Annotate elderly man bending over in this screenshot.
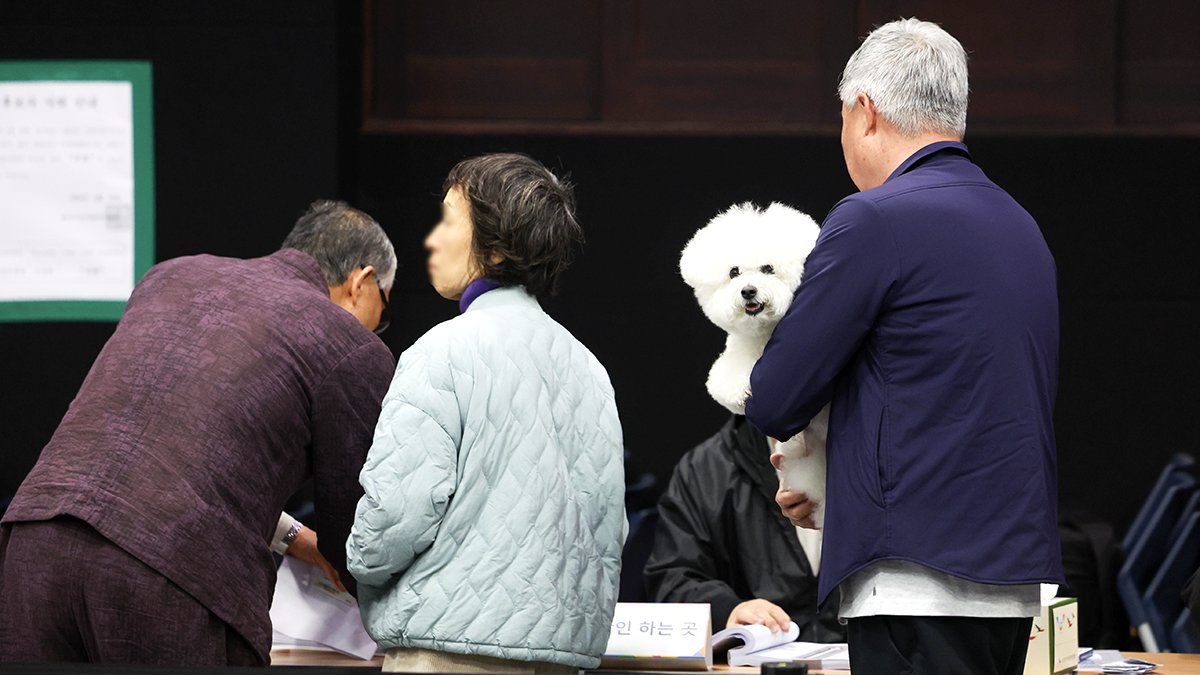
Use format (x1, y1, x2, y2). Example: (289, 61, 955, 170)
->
(0, 201, 396, 666)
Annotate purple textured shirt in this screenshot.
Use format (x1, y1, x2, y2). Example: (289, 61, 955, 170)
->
(3, 249, 395, 660)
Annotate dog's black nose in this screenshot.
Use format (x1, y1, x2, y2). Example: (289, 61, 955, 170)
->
(741, 285, 757, 300)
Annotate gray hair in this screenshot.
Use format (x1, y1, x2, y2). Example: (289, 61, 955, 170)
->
(280, 200, 397, 289)
(838, 18, 969, 138)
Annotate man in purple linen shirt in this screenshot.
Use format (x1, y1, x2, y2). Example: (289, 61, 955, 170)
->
(0, 200, 396, 666)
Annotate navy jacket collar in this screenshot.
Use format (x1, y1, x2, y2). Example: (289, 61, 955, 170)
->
(886, 140, 971, 183)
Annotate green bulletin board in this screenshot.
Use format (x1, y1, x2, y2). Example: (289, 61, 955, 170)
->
(0, 60, 154, 321)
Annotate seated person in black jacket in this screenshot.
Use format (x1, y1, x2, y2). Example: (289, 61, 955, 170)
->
(644, 415, 845, 641)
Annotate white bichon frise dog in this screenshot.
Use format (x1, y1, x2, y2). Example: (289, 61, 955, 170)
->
(679, 202, 830, 528)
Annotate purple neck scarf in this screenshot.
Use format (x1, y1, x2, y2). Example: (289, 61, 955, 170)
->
(459, 278, 502, 313)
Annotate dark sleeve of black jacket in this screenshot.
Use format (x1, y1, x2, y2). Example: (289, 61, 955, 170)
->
(643, 432, 745, 630)
(642, 417, 844, 642)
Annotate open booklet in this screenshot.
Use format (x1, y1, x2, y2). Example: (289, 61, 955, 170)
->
(711, 622, 850, 669)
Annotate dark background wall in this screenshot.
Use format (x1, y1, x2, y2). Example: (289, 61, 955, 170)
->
(0, 0, 348, 502)
(2, 1, 1199, 536)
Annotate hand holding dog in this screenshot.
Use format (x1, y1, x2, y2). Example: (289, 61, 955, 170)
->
(727, 598, 791, 633)
(773, 452, 820, 529)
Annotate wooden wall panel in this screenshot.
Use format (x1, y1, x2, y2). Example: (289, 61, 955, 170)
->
(858, 1, 1117, 132)
(1118, 0, 1200, 129)
(368, 0, 602, 121)
(600, 0, 853, 127)
(363, 0, 1199, 136)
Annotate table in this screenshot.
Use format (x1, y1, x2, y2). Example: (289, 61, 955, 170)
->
(1126, 653, 1200, 674)
(270, 649, 380, 667)
(270, 648, 1200, 673)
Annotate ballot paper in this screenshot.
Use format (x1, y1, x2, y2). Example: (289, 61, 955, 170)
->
(1076, 649, 1160, 673)
(269, 557, 379, 660)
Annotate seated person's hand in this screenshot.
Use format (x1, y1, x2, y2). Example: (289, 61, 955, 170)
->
(727, 598, 790, 633)
(774, 479, 818, 530)
(285, 526, 347, 593)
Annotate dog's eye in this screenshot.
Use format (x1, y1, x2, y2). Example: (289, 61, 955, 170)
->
(729, 266, 740, 278)
(760, 264, 774, 274)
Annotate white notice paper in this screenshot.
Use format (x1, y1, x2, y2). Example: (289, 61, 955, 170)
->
(601, 602, 713, 670)
(0, 81, 135, 301)
(269, 557, 379, 660)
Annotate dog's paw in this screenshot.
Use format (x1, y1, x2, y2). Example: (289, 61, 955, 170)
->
(728, 386, 751, 413)
(706, 379, 749, 415)
(718, 396, 746, 416)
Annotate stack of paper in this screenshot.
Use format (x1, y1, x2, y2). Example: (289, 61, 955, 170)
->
(730, 640, 851, 669)
(269, 557, 379, 660)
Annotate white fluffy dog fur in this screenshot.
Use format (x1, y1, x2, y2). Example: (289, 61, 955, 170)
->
(679, 202, 830, 528)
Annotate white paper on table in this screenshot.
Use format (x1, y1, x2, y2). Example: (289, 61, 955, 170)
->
(269, 557, 379, 660)
(1076, 649, 1160, 673)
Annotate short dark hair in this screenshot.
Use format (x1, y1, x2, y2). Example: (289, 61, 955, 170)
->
(281, 200, 396, 288)
(443, 153, 583, 297)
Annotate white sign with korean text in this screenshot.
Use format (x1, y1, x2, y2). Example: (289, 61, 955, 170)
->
(601, 602, 712, 671)
(0, 80, 135, 302)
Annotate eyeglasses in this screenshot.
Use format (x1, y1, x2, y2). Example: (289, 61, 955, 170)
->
(374, 281, 390, 335)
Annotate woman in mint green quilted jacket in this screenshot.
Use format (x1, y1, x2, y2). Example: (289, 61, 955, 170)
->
(347, 153, 627, 674)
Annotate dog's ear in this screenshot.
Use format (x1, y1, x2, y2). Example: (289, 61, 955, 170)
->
(760, 203, 821, 275)
(679, 221, 730, 289)
(678, 232, 707, 290)
(680, 203, 764, 288)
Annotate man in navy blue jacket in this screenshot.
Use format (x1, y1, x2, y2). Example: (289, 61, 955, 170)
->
(745, 18, 1064, 675)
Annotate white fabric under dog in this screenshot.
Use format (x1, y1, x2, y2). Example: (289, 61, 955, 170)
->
(795, 526, 822, 576)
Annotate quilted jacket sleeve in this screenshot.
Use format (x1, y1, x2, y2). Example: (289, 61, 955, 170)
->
(346, 344, 461, 588)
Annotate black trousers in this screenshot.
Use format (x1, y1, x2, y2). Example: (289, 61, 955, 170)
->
(847, 615, 1033, 675)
